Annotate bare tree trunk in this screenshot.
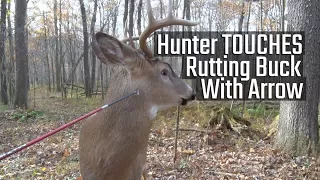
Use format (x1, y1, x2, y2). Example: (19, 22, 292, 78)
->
(123, 0, 129, 27)
(14, 0, 28, 108)
(185, 0, 191, 31)
(79, 0, 90, 97)
(182, 0, 195, 89)
(246, 0, 252, 31)
(275, 0, 320, 156)
(26, 28, 29, 91)
(90, 0, 98, 95)
(238, 0, 245, 32)
(216, 0, 222, 31)
(128, 0, 135, 36)
(7, 1, 14, 108)
(112, 5, 118, 36)
(238, 0, 246, 117)
(0, 0, 8, 104)
(50, 29, 55, 92)
(137, 0, 142, 35)
(100, 62, 104, 99)
(281, 0, 286, 31)
(260, 0, 263, 31)
(59, 0, 66, 97)
(66, 12, 74, 96)
(54, 0, 61, 91)
(43, 12, 51, 92)
(159, 0, 163, 31)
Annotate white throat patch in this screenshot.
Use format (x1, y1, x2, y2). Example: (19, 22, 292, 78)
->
(149, 106, 158, 120)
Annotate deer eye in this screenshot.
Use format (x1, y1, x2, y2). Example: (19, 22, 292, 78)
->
(161, 70, 169, 76)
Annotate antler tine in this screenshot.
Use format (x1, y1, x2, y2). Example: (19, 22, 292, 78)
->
(139, 0, 199, 58)
(146, 0, 155, 23)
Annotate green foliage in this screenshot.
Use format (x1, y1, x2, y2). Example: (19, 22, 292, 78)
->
(0, 104, 8, 111)
(12, 110, 44, 122)
(247, 104, 265, 117)
(179, 160, 188, 169)
(232, 102, 279, 120)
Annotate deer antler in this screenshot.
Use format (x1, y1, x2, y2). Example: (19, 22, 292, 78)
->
(139, 0, 199, 58)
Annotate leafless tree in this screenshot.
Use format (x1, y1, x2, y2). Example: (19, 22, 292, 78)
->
(276, 0, 320, 156)
(79, 0, 91, 97)
(0, 0, 8, 104)
(14, 0, 29, 108)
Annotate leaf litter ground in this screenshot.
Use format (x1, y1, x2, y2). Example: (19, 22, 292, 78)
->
(0, 89, 319, 179)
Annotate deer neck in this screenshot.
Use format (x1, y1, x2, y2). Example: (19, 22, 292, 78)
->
(102, 74, 156, 135)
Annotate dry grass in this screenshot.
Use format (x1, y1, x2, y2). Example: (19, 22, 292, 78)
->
(1, 88, 318, 179)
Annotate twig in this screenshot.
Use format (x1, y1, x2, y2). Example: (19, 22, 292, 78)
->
(231, 101, 279, 106)
(266, 108, 275, 121)
(178, 128, 216, 134)
(173, 106, 181, 164)
(241, 99, 246, 118)
(230, 100, 234, 110)
(204, 168, 239, 177)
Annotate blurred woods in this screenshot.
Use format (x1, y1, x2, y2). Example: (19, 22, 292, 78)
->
(0, 0, 283, 108)
(0, 0, 319, 156)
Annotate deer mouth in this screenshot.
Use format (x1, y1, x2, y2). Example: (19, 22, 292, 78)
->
(180, 94, 196, 105)
(181, 98, 188, 105)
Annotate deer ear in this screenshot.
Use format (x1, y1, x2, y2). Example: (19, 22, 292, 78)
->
(92, 32, 137, 66)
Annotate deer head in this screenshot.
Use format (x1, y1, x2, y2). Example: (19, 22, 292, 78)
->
(79, 0, 198, 179)
(92, 31, 195, 111)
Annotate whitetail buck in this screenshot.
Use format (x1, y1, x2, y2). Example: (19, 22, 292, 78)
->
(79, 0, 198, 179)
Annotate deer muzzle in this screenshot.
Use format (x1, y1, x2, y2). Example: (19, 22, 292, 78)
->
(181, 93, 196, 105)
